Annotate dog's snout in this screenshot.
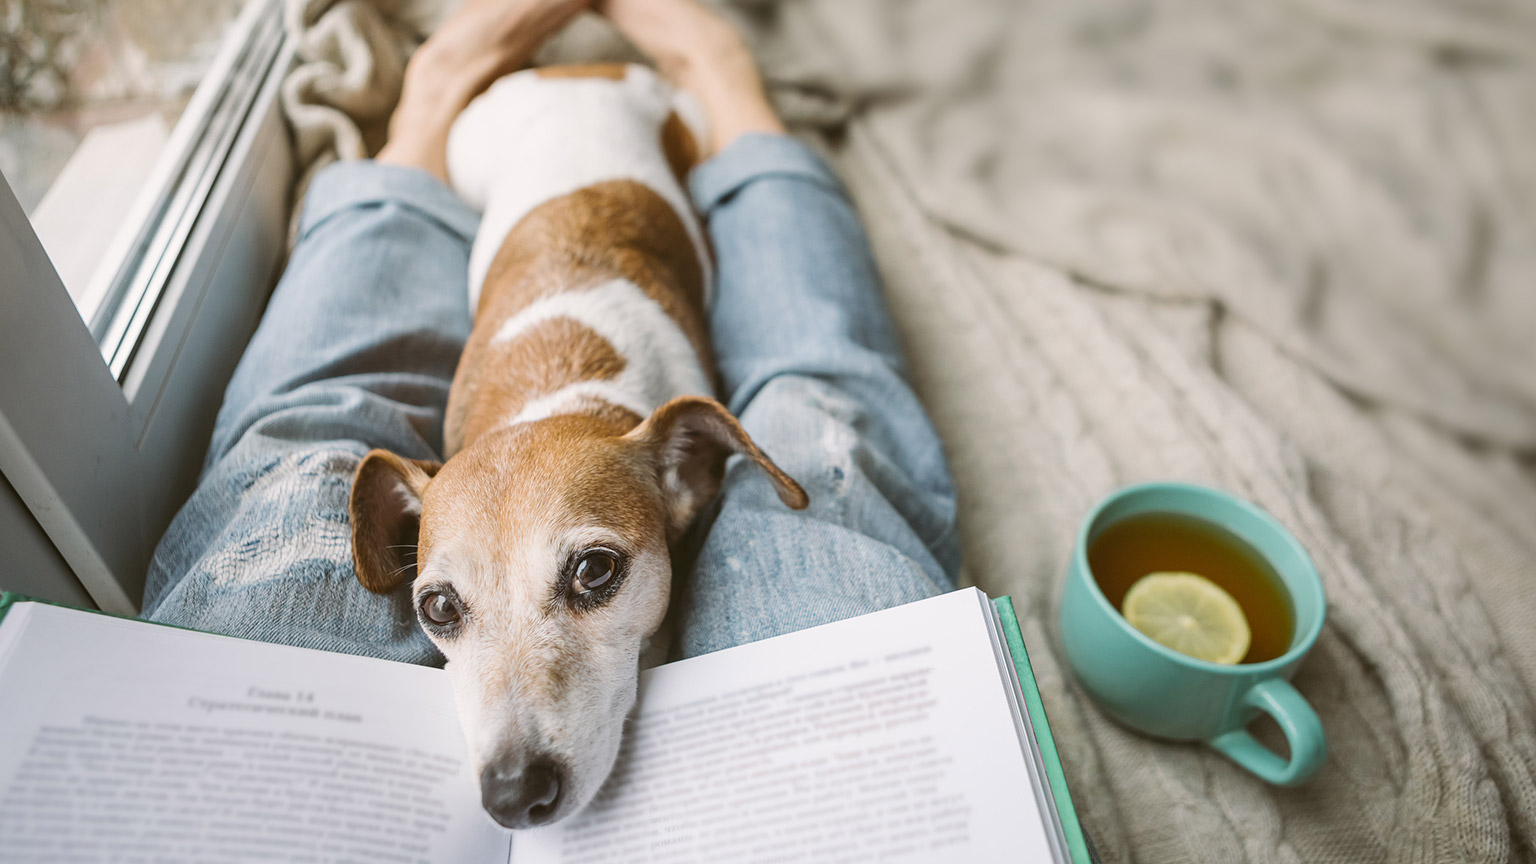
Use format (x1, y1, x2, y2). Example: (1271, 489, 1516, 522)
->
(480, 754, 565, 829)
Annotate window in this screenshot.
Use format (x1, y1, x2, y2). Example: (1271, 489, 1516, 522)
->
(0, 0, 293, 613)
(2, 0, 244, 323)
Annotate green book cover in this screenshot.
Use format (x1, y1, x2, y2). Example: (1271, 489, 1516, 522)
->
(0, 591, 33, 624)
(1, 591, 126, 629)
(992, 595, 1092, 864)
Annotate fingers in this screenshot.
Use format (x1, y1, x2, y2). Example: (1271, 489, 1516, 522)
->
(595, 0, 785, 155)
(414, 0, 594, 110)
(596, 0, 743, 83)
(379, 0, 594, 180)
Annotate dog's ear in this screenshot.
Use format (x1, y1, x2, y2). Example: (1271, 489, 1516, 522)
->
(350, 450, 441, 594)
(627, 396, 809, 540)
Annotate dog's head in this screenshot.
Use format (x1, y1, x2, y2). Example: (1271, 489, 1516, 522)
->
(349, 396, 806, 829)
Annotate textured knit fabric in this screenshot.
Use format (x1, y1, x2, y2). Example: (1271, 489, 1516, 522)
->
(275, 0, 1536, 860)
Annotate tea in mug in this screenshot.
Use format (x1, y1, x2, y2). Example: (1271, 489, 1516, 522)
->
(1087, 512, 1295, 664)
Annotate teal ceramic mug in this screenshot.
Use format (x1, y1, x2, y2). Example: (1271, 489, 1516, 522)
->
(1060, 482, 1327, 785)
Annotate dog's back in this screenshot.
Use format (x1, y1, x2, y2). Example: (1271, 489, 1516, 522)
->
(443, 64, 712, 455)
(352, 66, 807, 830)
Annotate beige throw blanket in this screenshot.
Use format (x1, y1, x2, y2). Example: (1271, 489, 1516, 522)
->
(280, 0, 1536, 860)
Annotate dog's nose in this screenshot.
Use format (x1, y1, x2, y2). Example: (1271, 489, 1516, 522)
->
(480, 754, 565, 829)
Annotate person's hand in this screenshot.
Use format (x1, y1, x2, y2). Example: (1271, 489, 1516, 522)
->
(596, 0, 785, 157)
(378, 0, 591, 181)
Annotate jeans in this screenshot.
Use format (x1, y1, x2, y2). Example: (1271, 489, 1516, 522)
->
(141, 134, 959, 663)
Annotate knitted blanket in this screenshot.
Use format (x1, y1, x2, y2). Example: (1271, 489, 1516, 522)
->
(278, 0, 1536, 860)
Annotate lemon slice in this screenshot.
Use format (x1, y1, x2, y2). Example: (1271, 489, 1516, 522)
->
(1122, 572, 1251, 665)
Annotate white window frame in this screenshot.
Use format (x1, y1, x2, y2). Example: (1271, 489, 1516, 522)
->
(0, 0, 295, 614)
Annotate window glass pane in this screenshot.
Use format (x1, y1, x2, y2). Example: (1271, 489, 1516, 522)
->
(0, 0, 248, 328)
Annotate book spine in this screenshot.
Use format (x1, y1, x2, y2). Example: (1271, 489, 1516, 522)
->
(993, 596, 1091, 864)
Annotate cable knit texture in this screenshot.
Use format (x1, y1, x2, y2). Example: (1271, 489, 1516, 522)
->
(278, 0, 1536, 860)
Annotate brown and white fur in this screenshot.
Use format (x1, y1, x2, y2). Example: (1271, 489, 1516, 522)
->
(347, 63, 807, 831)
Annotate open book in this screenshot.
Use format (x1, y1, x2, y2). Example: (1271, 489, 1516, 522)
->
(0, 588, 1088, 863)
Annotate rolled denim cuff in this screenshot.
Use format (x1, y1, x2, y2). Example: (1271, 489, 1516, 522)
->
(689, 133, 849, 215)
(297, 160, 480, 244)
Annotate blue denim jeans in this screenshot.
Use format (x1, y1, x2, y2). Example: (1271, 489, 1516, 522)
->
(142, 134, 959, 663)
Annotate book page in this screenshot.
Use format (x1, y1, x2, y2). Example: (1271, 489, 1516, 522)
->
(0, 604, 509, 864)
(513, 588, 1054, 863)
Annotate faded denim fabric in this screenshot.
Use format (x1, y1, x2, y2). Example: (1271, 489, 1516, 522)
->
(142, 134, 959, 663)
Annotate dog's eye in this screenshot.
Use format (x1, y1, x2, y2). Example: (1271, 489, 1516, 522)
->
(419, 591, 461, 626)
(573, 550, 618, 594)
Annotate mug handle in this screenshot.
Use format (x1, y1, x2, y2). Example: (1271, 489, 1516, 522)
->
(1208, 678, 1326, 785)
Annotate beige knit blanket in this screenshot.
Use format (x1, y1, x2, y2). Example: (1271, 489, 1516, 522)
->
(280, 0, 1536, 860)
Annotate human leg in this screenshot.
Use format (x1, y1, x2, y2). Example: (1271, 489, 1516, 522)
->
(142, 0, 591, 661)
(668, 134, 962, 657)
(601, 0, 960, 657)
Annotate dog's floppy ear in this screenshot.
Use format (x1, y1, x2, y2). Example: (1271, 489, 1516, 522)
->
(350, 450, 442, 594)
(627, 396, 809, 540)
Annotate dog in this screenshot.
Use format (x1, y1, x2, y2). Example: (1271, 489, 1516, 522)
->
(347, 63, 808, 831)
